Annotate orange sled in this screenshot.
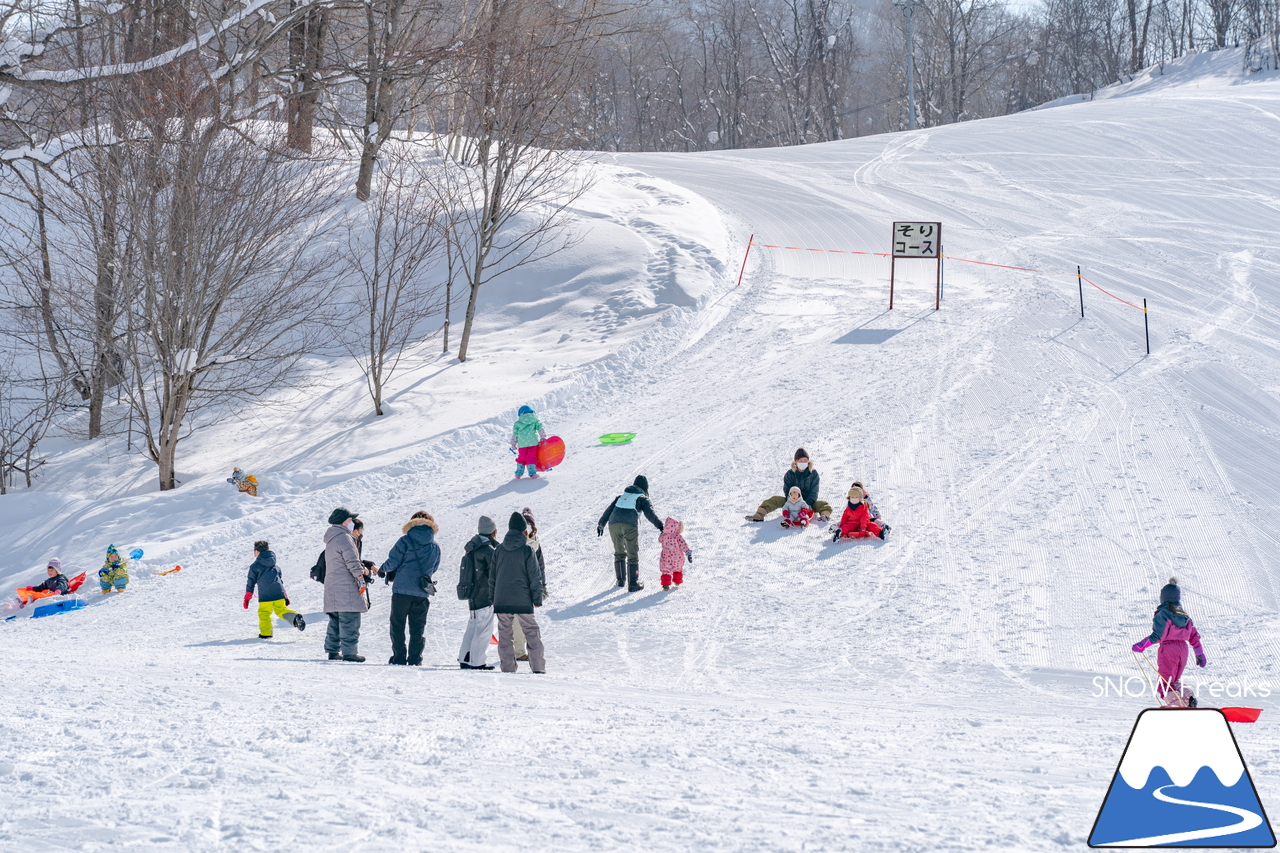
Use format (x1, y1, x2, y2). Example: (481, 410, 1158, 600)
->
(16, 572, 87, 606)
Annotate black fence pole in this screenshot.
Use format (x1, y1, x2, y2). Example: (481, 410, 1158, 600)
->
(1144, 299, 1150, 354)
(1077, 265, 1084, 318)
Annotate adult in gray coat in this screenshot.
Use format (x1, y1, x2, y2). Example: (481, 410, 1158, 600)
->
(490, 512, 546, 673)
(323, 507, 373, 662)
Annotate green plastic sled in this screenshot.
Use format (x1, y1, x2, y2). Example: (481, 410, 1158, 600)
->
(598, 433, 637, 445)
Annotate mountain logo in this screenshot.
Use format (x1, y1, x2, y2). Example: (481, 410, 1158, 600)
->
(1089, 708, 1276, 847)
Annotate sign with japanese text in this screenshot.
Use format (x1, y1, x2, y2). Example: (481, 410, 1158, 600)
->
(892, 222, 941, 258)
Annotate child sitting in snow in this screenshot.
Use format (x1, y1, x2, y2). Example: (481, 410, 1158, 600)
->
(658, 516, 692, 591)
(1132, 577, 1205, 707)
(16, 559, 71, 607)
(98, 545, 129, 593)
(511, 405, 547, 479)
(244, 540, 305, 639)
(832, 483, 890, 542)
(780, 487, 814, 528)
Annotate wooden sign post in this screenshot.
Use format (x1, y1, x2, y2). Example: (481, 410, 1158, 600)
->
(890, 221, 943, 310)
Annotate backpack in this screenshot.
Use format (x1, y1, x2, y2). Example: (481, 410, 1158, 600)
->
(615, 491, 641, 511)
(457, 549, 475, 600)
(309, 551, 326, 584)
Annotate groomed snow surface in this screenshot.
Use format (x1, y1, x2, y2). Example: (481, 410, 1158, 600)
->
(3, 51, 1280, 851)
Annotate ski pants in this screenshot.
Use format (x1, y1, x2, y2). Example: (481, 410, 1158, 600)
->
(257, 599, 298, 637)
(837, 503, 882, 539)
(758, 494, 832, 518)
(609, 523, 640, 561)
(325, 611, 362, 657)
(389, 593, 429, 665)
(497, 613, 545, 672)
(1157, 641, 1190, 701)
(515, 445, 538, 477)
(458, 605, 495, 666)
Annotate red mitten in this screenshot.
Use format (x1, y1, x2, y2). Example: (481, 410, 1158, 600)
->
(243, 592, 252, 609)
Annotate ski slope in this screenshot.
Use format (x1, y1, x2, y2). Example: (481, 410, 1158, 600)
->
(2, 50, 1280, 851)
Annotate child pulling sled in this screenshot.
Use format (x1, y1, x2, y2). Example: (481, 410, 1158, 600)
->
(1132, 577, 1206, 707)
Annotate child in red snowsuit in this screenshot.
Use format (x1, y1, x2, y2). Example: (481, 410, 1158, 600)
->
(833, 483, 889, 541)
(658, 516, 691, 591)
(1131, 577, 1206, 707)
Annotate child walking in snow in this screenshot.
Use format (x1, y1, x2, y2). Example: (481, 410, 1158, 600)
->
(98, 545, 129, 593)
(1132, 577, 1206, 707)
(658, 517, 692, 590)
(244, 541, 305, 638)
(511, 405, 547, 479)
(780, 487, 814, 528)
(833, 483, 890, 542)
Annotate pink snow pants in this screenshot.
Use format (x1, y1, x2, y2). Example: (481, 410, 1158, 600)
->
(1157, 641, 1189, 700)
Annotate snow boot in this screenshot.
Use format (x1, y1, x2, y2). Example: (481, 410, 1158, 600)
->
(878, 524, 891, 541)
(517, 654, 529, 661)
(258, 634, 271, 639)
(292, 613, 306, 631)
(342, 654, 366, 663)
(614, 556, 626, 588)
(662, 585, 671, 591)
(745, 507, 767, 522)
(818, 509, 831, 521)
(388, 657, 406, 665)
(627, 561, 644, 592)
(328, 652, 341, 661)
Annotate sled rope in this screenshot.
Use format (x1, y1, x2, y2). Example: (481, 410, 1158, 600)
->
(1133, 650, 1190, 707)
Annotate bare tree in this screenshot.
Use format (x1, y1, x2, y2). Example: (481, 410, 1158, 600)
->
(336, 144, 447, 415)
(0, 328, 66, 494)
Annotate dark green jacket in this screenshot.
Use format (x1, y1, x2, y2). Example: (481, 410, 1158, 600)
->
(783, 465, 820, 507)
(490, 529, 544, 614)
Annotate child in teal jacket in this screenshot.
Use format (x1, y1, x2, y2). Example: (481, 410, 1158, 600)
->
(511, 405, 547, 478)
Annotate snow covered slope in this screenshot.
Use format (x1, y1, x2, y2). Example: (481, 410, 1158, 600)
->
(2, 61, 1280, 851)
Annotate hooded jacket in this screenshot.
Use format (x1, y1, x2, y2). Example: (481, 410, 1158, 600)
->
(245, 550, 287, 602)
(323, 524, 369, 613)
(490, 528, 544, 614)
(658, 517, 689, 574)
(1147, 603, 1204, 652)
(598, 485, 664, 532)
(32, 573, 70, 595)
(461, 533, 498, 610)
(511, 411, 546, 449)
(381, 518, 441, 599)
(783, 461, 820, 507)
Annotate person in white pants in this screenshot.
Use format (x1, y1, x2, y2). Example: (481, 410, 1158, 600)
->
(458, 516, 498, 670)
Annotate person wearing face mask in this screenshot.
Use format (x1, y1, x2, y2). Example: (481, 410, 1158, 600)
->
(745, 448, 832, 523)
(322, 507, 374, 662)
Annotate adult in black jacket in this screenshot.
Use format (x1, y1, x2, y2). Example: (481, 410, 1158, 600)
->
(490, 512, 546, 673)
(597, 474, 663, 591)
(745, 448, 833, 522)
(457, 515, 499, 670)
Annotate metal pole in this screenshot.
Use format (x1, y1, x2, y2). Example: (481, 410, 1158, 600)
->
(1077, 265, 1084, 318)
(1144, 299, 1150, 354)
(735, 234, 755, 287)
(889, 255, 896, 309)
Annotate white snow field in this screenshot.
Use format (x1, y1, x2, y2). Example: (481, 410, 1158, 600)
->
(3, 50, 1280, 851)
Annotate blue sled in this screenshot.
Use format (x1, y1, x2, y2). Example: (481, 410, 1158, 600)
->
(31, 597, 87, 619)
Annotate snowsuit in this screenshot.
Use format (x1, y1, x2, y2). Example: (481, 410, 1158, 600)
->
(32, 573, 70, 596)
(490, 528, 546, 672)
(245, 550, 299, 637)
(99, 548, 129, 593)
(1144, 603, 1204, 704)
(458, 533, 498, 668)
(598, 477, 663, 590)
(511, 409, 546, 477)
(836, 501, 883, 539)
(781, 497, 814, 527)
(323, 524, 369, 657)
(754, 463, 833, 519)
(380, 518, 440, 665)
(658, 517, 690, 588)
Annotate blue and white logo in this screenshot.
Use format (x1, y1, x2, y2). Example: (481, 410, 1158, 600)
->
(1090, 708, 1275, 847)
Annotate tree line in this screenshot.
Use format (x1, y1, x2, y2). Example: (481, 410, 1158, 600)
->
(0, 0, 1275, 493)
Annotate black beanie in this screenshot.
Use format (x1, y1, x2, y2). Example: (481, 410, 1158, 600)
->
(633, 475, 649, 495)
(509, 511, 527, 532)
(328, 507, 358, 525)
(1160, 577, 1180, 605)
(794, 447, 809, 461)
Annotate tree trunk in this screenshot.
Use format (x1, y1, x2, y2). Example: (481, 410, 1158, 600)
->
(286, 7, 327, 153)
(457, 278, 483, 363)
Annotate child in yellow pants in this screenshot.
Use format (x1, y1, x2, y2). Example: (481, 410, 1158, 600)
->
(243, 540, 305, 638)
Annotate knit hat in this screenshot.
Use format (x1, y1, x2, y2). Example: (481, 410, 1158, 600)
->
(794, 448, 809, 461)
(509, 511, 527, 532)
(106, 544, 119, 557)
(522, 506, 536, 525)
(1160, 577, 1181, 605)
(788, 486, 801, 499)
(477, 515, 497, 535)
(848, 485, 865, 502)
(328, 507, 358, 525)
(633, 475, 649, 495)
(47, 558, 62, 571)
(518, 405, 534, 415)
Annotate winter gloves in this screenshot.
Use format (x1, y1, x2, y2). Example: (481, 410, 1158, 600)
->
(597, 525, 604, 537)
(1131, 637, 1153, 653)
(243, 592, 253, 609)
(686, 551, 693, 563)
(1196, 649, 1207, 667)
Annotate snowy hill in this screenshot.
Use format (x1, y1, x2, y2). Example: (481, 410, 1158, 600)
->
(2, 57, 1280, 851)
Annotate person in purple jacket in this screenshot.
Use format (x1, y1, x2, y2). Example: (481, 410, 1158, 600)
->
(1132, 576, 1206, 707)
